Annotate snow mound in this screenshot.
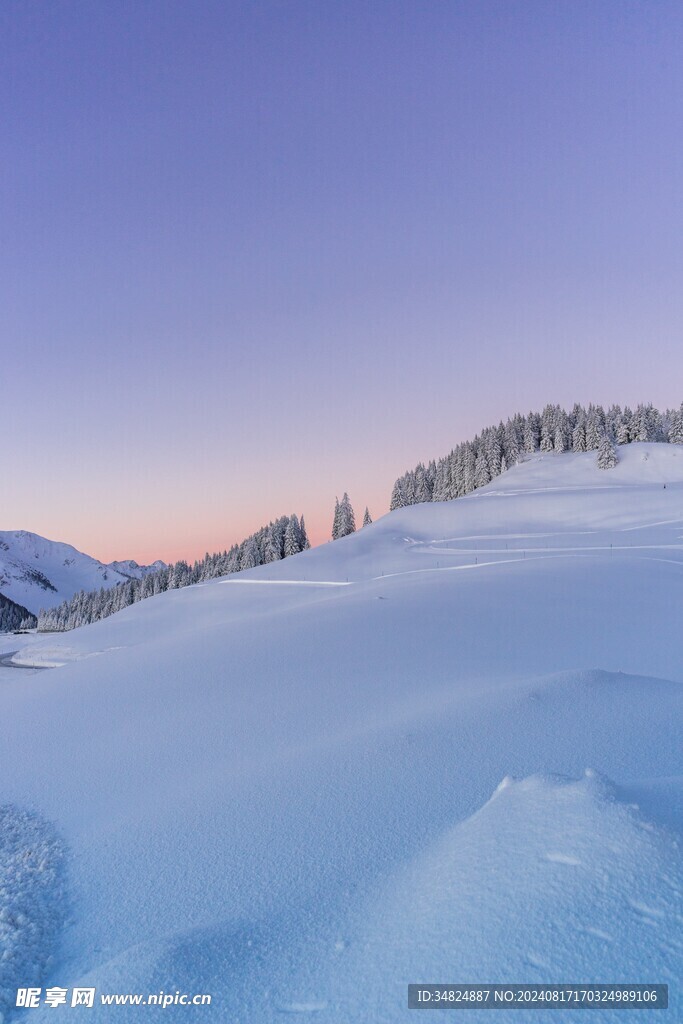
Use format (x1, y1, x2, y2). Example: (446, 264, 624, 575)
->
(0, 807, 66, 1022)
(326, 772, 683, 1022)
(9, 646, 90, 669)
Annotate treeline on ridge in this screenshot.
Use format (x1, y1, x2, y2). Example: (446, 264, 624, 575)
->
(38, 513, 310, 633)
(390, 401, 683, 509)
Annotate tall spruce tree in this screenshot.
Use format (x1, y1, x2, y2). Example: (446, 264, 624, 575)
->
(597, 433, 618, 470)
(389, 479, 408, 511)
(284, 517, 301, 557)
(331, 497, 341, 539)
(336, 493, 356, 537)
(299, 515, 311, 549)
(670, 404, 683, 444)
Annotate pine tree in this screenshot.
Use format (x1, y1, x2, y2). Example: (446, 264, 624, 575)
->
(362, 507, 372, 527)
(540, 405, 555, 452)
(523, 414, 540, 454)
(597, 433, 618, 470)
(474, 449, 491, 488)
(284, 517, 301, 558)
(633, 403, 654, 442)
(485, 428, 503, 477)
(264, 529, 280, 563)
(503, 420, 520, 465)
(331, 497, 341, 539)
(553, 408, 570, 452)
(389, 480, 407, 511)
(299, 515, 311, 549)
(239, 537, 260, 570)
(336, 493, 356, 537)
(572, 420, 587, 452)
(414, 464, 432, 502)
(585, 409, 602, 450)
(669, 404, 683, 444)
(432, 458, 450, 502)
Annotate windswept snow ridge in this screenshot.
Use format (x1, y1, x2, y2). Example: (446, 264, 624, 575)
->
(0, 808, 66, 1022)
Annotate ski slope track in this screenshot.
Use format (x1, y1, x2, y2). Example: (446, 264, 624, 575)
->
(1, 444, 682, 1021)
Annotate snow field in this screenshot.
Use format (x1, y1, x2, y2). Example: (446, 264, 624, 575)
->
(1, 444, 682, 1020)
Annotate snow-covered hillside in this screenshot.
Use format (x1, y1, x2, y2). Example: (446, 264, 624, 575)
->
(0, 531, 164, 613)
(1, 444, 682, 1021)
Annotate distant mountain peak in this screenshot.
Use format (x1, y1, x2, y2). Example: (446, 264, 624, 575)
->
(0, 530, 164, 615)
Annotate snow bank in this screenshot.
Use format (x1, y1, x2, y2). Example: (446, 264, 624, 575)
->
(325, 771, 683, 1022)
(0, 807, 66, 1021)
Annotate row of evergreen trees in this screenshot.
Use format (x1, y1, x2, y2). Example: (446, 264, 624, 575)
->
(37, 513, 310, 632)
(390, 402, 683, 509)
(0, 593, 36, 632)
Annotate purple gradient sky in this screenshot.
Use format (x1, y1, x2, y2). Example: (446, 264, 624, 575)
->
(2, 0, 683, 563)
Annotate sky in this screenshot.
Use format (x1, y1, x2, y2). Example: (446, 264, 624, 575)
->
(2, 0, 683, 563)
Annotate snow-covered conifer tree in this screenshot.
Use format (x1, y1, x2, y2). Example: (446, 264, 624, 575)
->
(669, 404, 683, 444)
(585, 408, 602, 450)
(523, 414, 540, 454)
(264, 529, 280, 563)
(474, 449, 490, 488)
(540, 406, 555, 453)
(362, 507, 372, 527)
(284, 517, 301, 558)
(389, 480, 408, 511)
(485, 428, 503, 477)
(331, 498, 341, 539)
(461, 442, 476, 493)
(414, 464, 432, 503)
(597, 433, 618, 470)
(299, 515, 311, 549)
(240, 537, 260, 570)
(432, 458, 450, 502)
(503, 420, 520, 465)
(572, 419, 587, 453)
(336, 493, 356, 537)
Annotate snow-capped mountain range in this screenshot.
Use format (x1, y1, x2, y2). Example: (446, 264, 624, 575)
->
(0, 530, 165, 614)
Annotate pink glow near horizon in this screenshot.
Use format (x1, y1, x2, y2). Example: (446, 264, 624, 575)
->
(4, 3, 683, 561)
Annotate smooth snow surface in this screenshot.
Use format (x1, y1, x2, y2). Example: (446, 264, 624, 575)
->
(1, 444, 682, 1021)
